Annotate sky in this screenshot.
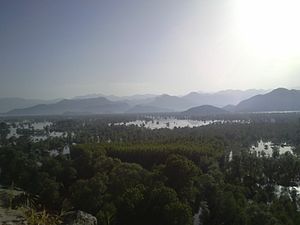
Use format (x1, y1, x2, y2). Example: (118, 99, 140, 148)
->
(0, 0, 300, 99)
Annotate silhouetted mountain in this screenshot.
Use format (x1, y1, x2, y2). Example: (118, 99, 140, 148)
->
(126, 105, 173, 113)
(182, 89, 267, 107)
(7, 97, 130, 115)
(235, 88, 300, 112)
(75, 93, 157, 101)
(0, 98, 60, 113)
(146, 94, 194, 111)
(183, 105, 228, 116)
(222, 104, 236, 112)
(70, 90, 267, 112)
(119, 94, 158, 101)
(74, 93, 106, 99)
(74, 94, 157, 108)
(3, 89, 280, 115)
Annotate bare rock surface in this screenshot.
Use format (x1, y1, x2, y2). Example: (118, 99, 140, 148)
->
(63, 210, 97, 225)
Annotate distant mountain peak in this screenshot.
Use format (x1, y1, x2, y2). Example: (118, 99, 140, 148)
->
(183, 105, 228, 116)
(271, 87, 289, 92)
(182, 89, 267, 107)
(158, 94, 173, 98)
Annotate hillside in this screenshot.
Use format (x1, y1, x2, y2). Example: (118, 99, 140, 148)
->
(182, 89, 267, 107)
(235, 88, 300, 112)
(146, 94, 194, 111)
(183, 105, 228, 116)
(0, 98, 59, 114)
(126, 105, 172, 113)
(7, 97, 130, 115)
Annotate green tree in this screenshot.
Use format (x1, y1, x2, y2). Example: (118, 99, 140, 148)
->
(69, 173, 108, 214)
(0, 122, 9, 145)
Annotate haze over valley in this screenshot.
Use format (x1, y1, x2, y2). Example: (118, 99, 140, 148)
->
(3, 88, 300, 116)
(1, 1, 300, 225)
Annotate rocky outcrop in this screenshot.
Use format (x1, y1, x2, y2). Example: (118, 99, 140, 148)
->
(0, 187, 26, 225)
(0, 208, 26, 225)
(63, 211, 97, 225)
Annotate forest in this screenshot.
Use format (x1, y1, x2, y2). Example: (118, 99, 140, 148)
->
(1, 113, 300, 225)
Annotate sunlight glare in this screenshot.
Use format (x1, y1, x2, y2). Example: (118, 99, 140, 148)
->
(234, 0, 300, 60)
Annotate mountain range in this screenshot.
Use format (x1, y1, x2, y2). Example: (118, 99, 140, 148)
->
(3, 88, 300, 116)
(0, 98, 60, 114)
(8, 97, 130, 115)
(182, 89, 267, 107)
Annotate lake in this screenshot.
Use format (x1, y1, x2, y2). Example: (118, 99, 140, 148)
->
(250, 140, 294, 156)
(7, 121, 67, 142)
(114, 117, 248, 130)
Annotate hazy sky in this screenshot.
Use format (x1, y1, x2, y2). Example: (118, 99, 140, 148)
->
(1, 0, 300, 99)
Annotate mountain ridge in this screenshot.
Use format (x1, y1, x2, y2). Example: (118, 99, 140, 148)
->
(0, 98, 60, 114)
(4, 88, 299, 115)
(183, 105, 228, 116)
(234, 88, 300, 112)
(7, 97, 130, 115)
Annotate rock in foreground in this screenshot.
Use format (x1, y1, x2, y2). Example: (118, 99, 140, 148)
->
(63, 211, 97, 225)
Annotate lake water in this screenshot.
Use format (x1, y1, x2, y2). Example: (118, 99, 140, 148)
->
(114, 118, 248, 130)
(7, 121, 66, 142)
(228, 140, 294, 162)
(250, 140, 294, 156)
(31, 122, 52, 130)
(7, 127, 19, 139)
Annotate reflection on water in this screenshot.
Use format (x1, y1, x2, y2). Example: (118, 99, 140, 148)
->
(115, 117, 248, 130)
(31, 122, 52, 130)
(250, 140, 294, 156)
(275, 185, 300, 196)
(7, 121, 67, 142)
(7, 127, 19, 139)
